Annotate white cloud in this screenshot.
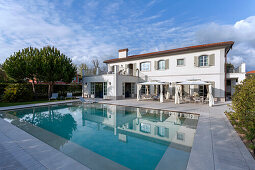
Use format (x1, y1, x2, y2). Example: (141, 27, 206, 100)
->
(195, 16, 255, 71)
(0, 0, 117, 66)
(0, 0, 254, 72)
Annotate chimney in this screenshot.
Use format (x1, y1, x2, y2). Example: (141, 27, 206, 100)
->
(118, 48, 128, 58)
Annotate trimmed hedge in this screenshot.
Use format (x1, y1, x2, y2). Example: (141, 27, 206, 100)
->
(0, 83, 82, 101)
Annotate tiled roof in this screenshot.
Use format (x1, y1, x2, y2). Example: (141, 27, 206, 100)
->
(246, 70, 255, 74)
(104, 41, 234, 63)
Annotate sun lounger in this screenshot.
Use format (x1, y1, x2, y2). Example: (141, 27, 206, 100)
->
(65, 92, 73, 99)
(49, 93, 58, 100)
(79, 97, 97, 104)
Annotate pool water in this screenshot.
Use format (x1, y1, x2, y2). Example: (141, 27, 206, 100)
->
(1, 102, 199, 170)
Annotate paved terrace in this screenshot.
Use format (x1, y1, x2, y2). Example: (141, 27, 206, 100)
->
(0, 99, 254, 170)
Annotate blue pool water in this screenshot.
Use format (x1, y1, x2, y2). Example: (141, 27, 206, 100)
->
(1, 102, 199, 170)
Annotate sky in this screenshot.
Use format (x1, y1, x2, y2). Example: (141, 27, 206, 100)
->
(0, 0, 255, 71)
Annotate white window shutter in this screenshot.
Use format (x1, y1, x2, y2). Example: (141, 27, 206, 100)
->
(154, 61, 158, 70)
(133, 63, 137, 76)
(165, 59, 169, 69)
(194, 56, 198, 67)
(209, 54, 215, 66)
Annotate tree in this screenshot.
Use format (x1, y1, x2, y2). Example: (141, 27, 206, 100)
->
(3, 47, 40, 94)
(38, 46, 76, 98)
(0, 64, 8, 82)
(92, 59, 99, 75)
(226, 75, 255, 154)
(78, 63, 89, 75)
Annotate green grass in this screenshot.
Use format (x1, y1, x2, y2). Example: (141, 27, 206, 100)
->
(0, 99, 71, 107)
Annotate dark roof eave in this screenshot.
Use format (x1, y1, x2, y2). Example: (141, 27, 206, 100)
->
(104, 41, 234, 64)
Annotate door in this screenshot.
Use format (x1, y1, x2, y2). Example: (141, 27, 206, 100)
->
(125, 83, 131, 98)
(95, 83, 103, 98)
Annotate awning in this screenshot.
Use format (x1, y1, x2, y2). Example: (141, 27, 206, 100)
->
(177, 80, 211, 85)
(138, 82, 168, 85)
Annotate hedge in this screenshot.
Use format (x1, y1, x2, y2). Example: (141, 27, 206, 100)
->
(0, 83, 82, 101)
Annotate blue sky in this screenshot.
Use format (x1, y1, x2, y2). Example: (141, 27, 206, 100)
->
(0, 0, 255, 71)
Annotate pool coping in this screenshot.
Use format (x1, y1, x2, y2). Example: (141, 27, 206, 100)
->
(0, 99, 255, 170)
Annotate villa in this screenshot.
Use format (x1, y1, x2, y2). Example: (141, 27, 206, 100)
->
(82, 41, 246, 103)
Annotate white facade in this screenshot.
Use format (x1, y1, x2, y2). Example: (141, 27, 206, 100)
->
(83, 41, 246, 101)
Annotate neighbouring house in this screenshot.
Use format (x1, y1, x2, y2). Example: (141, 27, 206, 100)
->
(82, 41, 246, 102)
(246, 70, 255, 78)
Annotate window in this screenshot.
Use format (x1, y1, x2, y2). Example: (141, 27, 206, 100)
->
(103, 82, 107, 95)
(158, 126, 165, 137)
(177, 59, 184, 66)
(199, 55, 208, 67)
(91, 82, 95, 94)
(140, 123, 151, 133)
(177, 132, 185, 141)
(122, 83, 125, 95)
(158, 60, 165, 70)
(140, 62, 150, 71)
(141, 85, 150, 94)
(131, 83, 135, 94)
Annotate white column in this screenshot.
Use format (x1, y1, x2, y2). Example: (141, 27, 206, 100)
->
(175, 85, 180, 104)
(160, 84, 163, 103)
(166, 84, 170, 99)
(209, 84, 214, 107)
(146, 85, 149, 95)
(137, 84, 141, 101)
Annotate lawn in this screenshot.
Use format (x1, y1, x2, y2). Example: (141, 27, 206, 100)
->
(0, 99, 73, 107)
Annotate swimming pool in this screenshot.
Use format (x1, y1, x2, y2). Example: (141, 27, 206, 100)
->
(0, 102, 199, 170)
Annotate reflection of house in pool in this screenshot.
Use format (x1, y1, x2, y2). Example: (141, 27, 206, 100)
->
(81, 104, 199, 151)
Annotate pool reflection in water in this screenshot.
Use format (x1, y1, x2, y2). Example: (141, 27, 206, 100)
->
(1, 103, 199, 170)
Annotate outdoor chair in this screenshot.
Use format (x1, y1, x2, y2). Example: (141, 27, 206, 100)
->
(194, 97, 201, 103)
(79, 97, 98, 104)
(143, 94, 153, 100)
(204, 97, 209, 103)
(184, 96, 191, 103)
(65, 92, 73, 100)
(49, 93, 58, 100)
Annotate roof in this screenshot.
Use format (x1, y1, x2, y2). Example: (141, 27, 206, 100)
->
(138, 82, 168, 85)
(246, 70, 255, 74)
(104, 41, 234, 63)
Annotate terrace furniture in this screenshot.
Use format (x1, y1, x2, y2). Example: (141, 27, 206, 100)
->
(204, 97, 209, 104)
(194, 97, 201, 103)
(79, 97, 96, 104)
(152, 95, 160, 101)
(65, 92, 73, 100)
(142, 94, 153, 100)
(49, 93, 58, 100)
(184, 96, 191, 103)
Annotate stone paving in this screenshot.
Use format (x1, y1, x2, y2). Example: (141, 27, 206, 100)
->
(0, 99, 254, 170)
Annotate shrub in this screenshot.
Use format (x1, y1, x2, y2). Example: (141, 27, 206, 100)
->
(2, 84, 34, 102)
(0, 83, 9, 99)
(226, 75, 255, 154)
(1, 83, 82, 102)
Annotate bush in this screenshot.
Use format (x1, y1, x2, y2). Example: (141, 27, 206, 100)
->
(0, 83, 9, 99)
(2, 83, 34, 102)
(226, 75, 255, 154)
(1, 83, 82, 102)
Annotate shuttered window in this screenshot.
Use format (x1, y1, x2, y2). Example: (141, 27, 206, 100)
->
(158, 60, 165, 70)
(140, 62, 150, 71)
(199, 55, 209, 67)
